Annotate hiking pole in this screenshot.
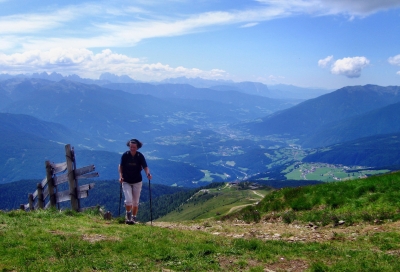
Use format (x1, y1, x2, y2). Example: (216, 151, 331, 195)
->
(148, 178, 153, 226)
(118, 182, 122, 217)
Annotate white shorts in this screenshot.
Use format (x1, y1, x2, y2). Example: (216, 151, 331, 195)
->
(122, 181, 143, 207)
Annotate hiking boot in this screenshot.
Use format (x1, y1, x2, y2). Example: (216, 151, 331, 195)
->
(125, 211, 133, 225)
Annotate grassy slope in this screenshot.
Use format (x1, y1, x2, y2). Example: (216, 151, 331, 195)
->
(158, 183, 270, 221)
(1, 207, 400, 271)
(2, 172, 400, 271)
(229, 171, 400, 226)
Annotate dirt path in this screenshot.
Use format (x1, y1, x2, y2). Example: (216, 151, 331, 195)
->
(224, 190, 263, 214)
(252, 190, 264, 198)
(151, 219, 400, 272)
(153, 219, 400, 244)
(226, 204, 253, 214)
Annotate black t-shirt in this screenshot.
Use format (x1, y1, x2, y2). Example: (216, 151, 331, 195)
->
(120, 151, 148, 184)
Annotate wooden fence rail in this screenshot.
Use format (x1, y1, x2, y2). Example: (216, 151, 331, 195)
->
(20, 144, 99, 212)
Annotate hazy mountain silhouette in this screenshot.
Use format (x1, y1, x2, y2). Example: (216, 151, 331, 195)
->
(245, 85, 400, 142)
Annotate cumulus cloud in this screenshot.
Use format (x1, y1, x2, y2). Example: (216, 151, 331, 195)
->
(388, 54, 400, 75)
(318, 55, 334, 68)
(330, 56, 370, 78)
(318, 55, 370, 78)
(388, 54, 400, 66)
(0, 48, 229, 81)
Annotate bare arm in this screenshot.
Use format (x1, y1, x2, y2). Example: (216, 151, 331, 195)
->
(144, 167, 152, 180)
(118, 164, 124, 183)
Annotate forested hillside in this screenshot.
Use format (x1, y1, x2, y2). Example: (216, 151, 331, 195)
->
(246, 85, 400, 144)
(0, 178, 188, 217)
(302, 132, 400, 167)
(302, 101, 400, 147)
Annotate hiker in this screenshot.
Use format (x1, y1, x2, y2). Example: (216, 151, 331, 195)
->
(118, 139, 151, 224)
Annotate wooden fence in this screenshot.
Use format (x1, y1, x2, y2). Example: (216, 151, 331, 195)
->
(20, 144, 99, 212)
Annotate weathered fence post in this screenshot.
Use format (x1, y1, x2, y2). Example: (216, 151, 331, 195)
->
(20, 144, 97, 212)
(45, 161, 57, 207)
(65, 144, 80, 212)
(37, 183, 44, 209)
(28, 193, 34, 211)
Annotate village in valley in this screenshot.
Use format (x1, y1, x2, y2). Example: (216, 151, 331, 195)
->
(284, 162, 389, 182)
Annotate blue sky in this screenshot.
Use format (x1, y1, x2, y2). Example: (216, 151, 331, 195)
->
(1, 0, 400, 89)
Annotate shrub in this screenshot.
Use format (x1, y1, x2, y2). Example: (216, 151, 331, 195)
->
(268, 199, 285, 212)
(289, 196, 313, 211)
(361, 211, 374, 222)
(355, 184, 376, 197)
(367, 193, 381, 203)
(240, 206, 261, 223)
(282, 211, 296, 224)
(325, 193, 344, 209)
(283, 187, 305, 201)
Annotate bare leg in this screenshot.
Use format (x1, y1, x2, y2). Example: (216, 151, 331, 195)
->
(132, 206, 138, 217)
(125, 204, 132, 212)
(125, 204, 133, 223)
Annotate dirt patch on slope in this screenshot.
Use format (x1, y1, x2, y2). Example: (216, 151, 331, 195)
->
(149, 219, 400, 271)
(152, 219, 400, 243)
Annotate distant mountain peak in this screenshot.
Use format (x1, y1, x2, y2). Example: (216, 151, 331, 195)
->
(99, 72, 137, 83)
(160, 76, 234, 87)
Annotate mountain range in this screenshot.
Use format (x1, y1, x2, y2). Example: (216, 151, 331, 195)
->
(1, 72, 400, 190)
(0, 76, 295, 184)
(245, 84, 400, 147)
(0, 77, 296, 151)
(303, 132, 400, 168)
(0, 72, 332, 100)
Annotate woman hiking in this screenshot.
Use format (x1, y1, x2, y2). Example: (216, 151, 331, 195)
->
(118, 139, 151, 224)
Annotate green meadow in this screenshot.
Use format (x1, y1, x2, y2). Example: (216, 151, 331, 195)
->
(1, 171, 400, 271)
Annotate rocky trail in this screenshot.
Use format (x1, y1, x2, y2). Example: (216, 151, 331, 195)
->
(145, 217, 400, 271)
(153, 219, 400, 244)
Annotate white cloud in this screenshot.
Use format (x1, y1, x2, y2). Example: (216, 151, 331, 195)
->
(388, 54, 400, 66)
(0, 48, 229, 81)
(330, 56, 370, 78)
(320, 0, 400, 15)
(0, 5, 288, 51)
(0, 1, 398, 83)
(389, 55, 400, 76)
(240, 22, 259, 28)
(257, 0, 400, 16)
(1, 0, 399, 52)
(318, 55, 334, 68)
(0, 6, 82, 35)
(268, 75, 285, 80)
